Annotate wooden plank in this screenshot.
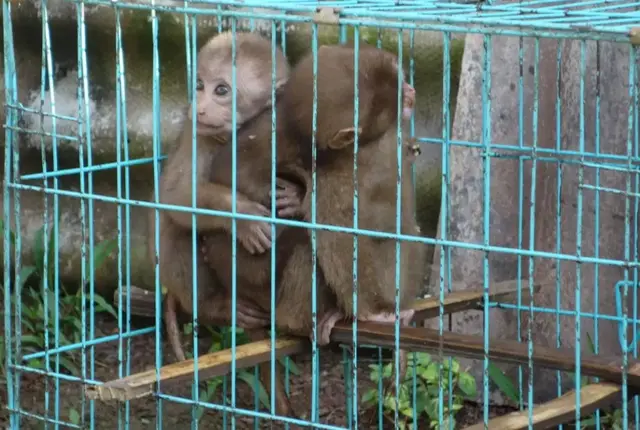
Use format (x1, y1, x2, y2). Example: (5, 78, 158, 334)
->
(117, 278, 543, 322)
(462, 383, 625, 430)
(85, 337, 307, 402)
(329, 323, 640, 390)
(114, 285, 158, 319)
(413, 279, 543, 321)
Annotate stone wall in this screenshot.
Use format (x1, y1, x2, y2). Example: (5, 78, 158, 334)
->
(1, 1, 462, 294)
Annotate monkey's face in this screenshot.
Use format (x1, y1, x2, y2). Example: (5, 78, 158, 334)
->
(188, 53, 289, 137)
(187, 72, 236, 136)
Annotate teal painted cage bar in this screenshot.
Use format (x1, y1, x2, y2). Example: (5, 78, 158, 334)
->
(4, 0, 640, 429)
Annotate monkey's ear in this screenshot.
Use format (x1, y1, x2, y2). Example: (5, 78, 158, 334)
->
(274, 78, 288, 96)
(328, 127, 362, 150)
(268, 78, 289, 106)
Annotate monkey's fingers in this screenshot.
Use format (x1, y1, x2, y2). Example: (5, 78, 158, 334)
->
(236, 305, 271, 329)
(276, 197, 302, 218)
(254, 222, 274, 251)
(399, 308, 415, 326)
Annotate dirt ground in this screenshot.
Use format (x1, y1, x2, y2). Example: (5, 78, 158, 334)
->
(1, 314, 520, 429)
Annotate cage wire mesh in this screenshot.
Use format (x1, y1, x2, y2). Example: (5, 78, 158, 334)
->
(3, 0, 640, 429)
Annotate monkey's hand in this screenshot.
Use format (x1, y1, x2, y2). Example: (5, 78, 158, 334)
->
(271, 178, 304, 218)
(221, 297, 271, 329)
(235, 199, 273, 254)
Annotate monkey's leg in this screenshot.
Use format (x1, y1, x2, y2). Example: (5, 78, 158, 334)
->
(246, 329, 295, 418)
(161, 233, 270, 362)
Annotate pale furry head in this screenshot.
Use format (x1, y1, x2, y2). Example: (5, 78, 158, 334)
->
(189, 31, 290, 136)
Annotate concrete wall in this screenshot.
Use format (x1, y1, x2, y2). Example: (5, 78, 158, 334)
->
(1, 1, 461, 294)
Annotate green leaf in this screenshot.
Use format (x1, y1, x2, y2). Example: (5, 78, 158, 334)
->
(451, 402, 464, 412)
(487, 362, 520, 404)
(196, 378, 224, 421)
(415, 352, 431, 364)
(457, 372, 477, 397)
(93, 294, 117, 319)
(69, 408, 80, 425)
(32, 225, 46, 275)
(21, 318, 36, 333)
(46, 228, 56, 283)
(27, 358, 44, 369)
(237, 371, 270, 409)
(58, 356, 80, 374)
(421, 362, 438, 381)
(92, 238, 117, 272)
(382, 362, 393, 379)
(0, 219, 16, 245)
(278, 357, 301, 375)
(18, 266, 37, 290)
(21, 335, 44, 347)
(449, 358, 460, 374)
(361, 388, 378, 405)
(400, 407, 414, 418)
(383, 394, 399, 412)
(586, 331, 596, 354)
(578, 416, 598, 427)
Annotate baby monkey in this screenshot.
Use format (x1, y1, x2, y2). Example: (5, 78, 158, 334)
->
(148, 31, 301, 364)
(282, 43, 425, 378)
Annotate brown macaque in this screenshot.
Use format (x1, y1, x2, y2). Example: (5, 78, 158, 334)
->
(168, 31, 318, 418)
(148, 32, 293, 364)
(198, 72, 335, 419)
(281, 43, 426, 381)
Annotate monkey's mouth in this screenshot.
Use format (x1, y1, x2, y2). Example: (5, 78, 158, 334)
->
(195, 122, 224, 135)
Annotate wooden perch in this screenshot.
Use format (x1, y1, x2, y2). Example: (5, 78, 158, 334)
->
(330, 323, 640, 390)
(462, 382, 627, 430)
(85, 337, 307, 402)
(116, 276, 542, 322)
(413, 278, 542, 321)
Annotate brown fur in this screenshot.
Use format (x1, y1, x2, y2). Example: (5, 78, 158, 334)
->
(282, 43, 425, 321)
(147, 31, 296, 415)
(280, 44, 426, 394)
(202, 101, 336, 338)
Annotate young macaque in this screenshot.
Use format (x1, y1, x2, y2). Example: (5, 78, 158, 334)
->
(198, 71, 335, 419)
(165, 30, 317, 418)
(281, 43, 426, 380)
(148, 31, 295, 365)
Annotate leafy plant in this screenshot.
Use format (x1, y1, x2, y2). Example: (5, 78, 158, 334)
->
(181, 323, 301, 422)
(361, 352, 477, 429)
(6, 224, 118, 375)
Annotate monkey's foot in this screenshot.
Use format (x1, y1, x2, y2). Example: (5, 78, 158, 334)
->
(231, 300, 271, 329)
(402, 81, 416, 120)
(271, 178, 304, 218)
(360, 309, 415, 327)
(314, 309, 346, 346)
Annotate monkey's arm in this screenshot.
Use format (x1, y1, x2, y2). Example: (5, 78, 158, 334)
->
(162, 181, 266, 231)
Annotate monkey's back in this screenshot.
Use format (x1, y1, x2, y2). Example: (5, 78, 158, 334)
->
(312, 127, 423, 317)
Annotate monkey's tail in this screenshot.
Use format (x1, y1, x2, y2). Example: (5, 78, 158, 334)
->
(165, 293, 187, 362)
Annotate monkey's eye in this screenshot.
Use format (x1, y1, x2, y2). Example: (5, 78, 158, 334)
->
(214, 84, 229, 96)
(195, 78, 204, 91)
